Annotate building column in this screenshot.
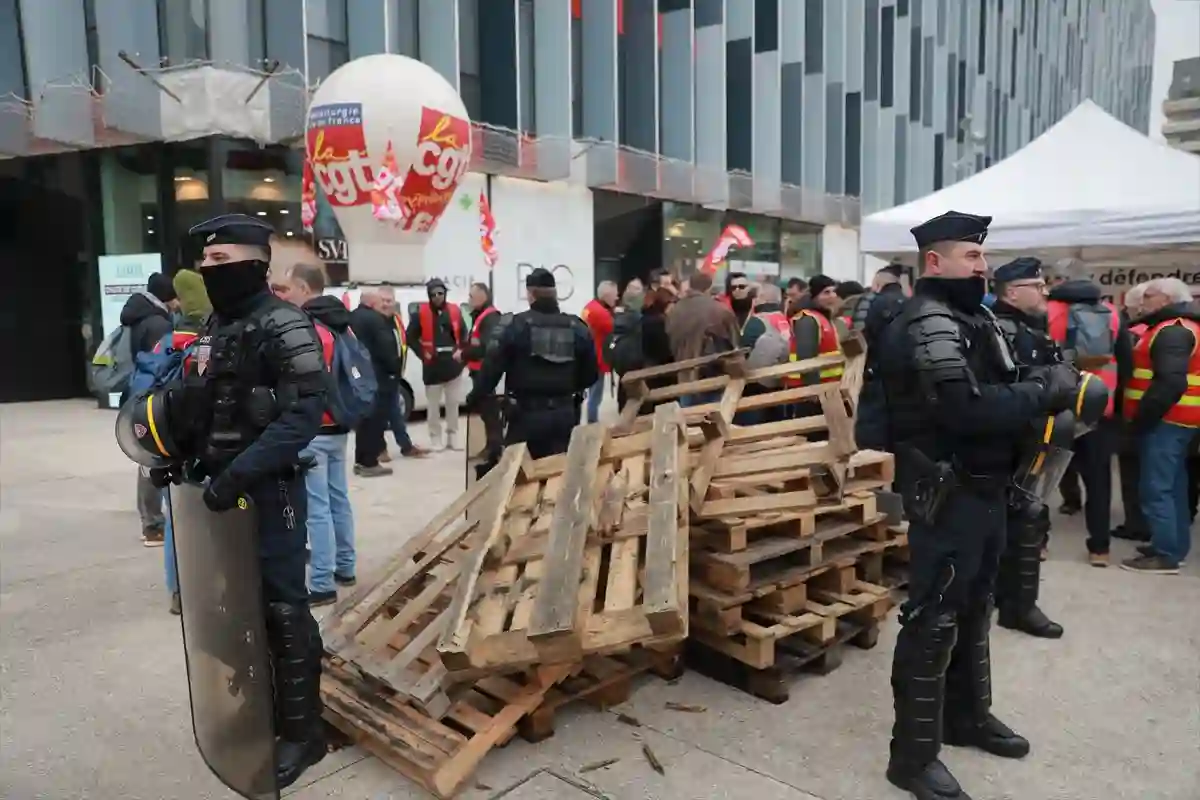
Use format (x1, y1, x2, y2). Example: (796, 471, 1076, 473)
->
(694, 0, 727, 204)
(580, 0, 619, 185)
(418, 0, 460, 90)
(659, 0, 694, 199)
(19, 0, 93, 147)
(752, 0, 781, 211)
(533, 0, 572, 139)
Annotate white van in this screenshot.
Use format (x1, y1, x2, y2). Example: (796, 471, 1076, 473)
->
(323, 284, 474, 419)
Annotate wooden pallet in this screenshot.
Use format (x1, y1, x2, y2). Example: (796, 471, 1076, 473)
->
(319, 462, 513, 717)
(322, 662, 570, 799)
(439, 405, 690, 672)
(696, 490, 887, 553)
(707, 449, 894, 508)
(518, 646, 683, 742)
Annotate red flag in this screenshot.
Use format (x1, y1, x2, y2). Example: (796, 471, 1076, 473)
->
(300, 157, 317, 233)
(370, 141, 411, 226)
(479, 191, 498, 268)
(701, 224, 754, 274)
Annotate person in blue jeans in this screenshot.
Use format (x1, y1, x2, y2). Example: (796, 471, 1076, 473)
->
(1118, 278, 1200, 575)
(300, 433, 357, 604)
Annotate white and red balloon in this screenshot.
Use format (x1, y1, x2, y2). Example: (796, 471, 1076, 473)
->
(305, 55, 473, 284)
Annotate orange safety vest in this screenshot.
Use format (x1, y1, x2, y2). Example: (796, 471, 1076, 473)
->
(1047, 299, 1121, 416)
(1129, 322, 1148, 342)
(418, 302, 463, 361)
(793, 310, 844, 385)
(1123, 317, 1200, 428)
(466, 306, 499, 372)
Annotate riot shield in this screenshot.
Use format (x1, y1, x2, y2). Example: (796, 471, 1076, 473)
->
(170, 483, 278, 800)
(1012, 410, 1078, 504)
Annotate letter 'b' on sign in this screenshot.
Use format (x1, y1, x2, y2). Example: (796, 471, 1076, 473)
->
(306, 54, 473, 284)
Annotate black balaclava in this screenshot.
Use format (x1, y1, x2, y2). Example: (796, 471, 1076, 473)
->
(201, 259, 269, 317)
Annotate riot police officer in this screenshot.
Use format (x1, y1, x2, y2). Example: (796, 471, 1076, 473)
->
(990, 257, 1065, 639)
(116, 215, 328, 790)
(876, 212, 1081, 800)
(466, 268, 598, 458)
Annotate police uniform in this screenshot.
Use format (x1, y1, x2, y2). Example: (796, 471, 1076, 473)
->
(991, 258, 1064, 639)
(117, 215, 328, 789)
(466, 268, 599, 459)
(877, 212, 1083, 800)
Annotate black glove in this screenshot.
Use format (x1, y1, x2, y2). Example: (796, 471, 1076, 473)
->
(147, 465, 183, 488)
(203, 470, 243, 512)
(1028, 363, 1079, 413)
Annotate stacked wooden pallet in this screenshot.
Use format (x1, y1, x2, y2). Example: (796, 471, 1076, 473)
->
(617, 349, 904, 704)
(319, 346, 909, 795)
(319, 407, 691, 798)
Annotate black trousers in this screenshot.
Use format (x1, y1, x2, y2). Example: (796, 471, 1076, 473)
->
(354, 384, 394, 467)
(1117, 451, 1149, 536)
(254, 475, 310, 605)
(892, 483, 1008, 768)
(506, 403, 578, 459)
(1073, 423, 1115, 555)
(1189, 455, 1200, 523)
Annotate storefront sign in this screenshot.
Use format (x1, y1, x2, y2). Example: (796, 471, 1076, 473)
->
(97, 253, 162, 407)
(490, 177, 595, 317)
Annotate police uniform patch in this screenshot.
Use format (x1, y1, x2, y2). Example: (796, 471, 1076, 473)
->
(133, 423, 148, 439)
(206, 233, 217, 243)
(196, 342, 212, 376)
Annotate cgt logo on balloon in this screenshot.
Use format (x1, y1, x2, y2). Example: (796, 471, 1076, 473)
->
(307, 103, 373, 207)
(397, 108, 472, 233)
(306, 102, 471, 238)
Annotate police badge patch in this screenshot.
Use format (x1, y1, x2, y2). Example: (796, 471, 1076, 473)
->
(196, 344, 212, 376)
(134, 423, 148, 439)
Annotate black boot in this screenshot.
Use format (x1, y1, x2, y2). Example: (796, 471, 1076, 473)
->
(998, 604, 1064, 639)
(266, 602, 327, 789)
(944, 601, 1031, 760)
(888, 609, 971, 799)
(997, 502, 1063, 639)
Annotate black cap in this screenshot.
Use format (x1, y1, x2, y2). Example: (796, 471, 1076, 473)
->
(189, 214, 275, 249)
(147, 272, 177, 303)
(836, 281, 866, 299)
(993, 257, 1043, 284)
(807, 274, 837, 297)
(526, 267, 556, 289)
(427, 277, 447, 294)
(910, 211, 992, 249)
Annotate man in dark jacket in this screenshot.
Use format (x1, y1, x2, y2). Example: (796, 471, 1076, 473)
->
(121, 272, 178, 546)
(463, 282, 503, 474)
(853, 265, 910, 451)
(1119, 278, 1200, 574)
(407, 278, 465, 450)
(351, 288, 402, 476)
(1045, 260, 1133, 565)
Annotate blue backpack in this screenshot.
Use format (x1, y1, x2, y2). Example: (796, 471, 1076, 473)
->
(127, 332, 194, 399)
(321, 325, 378, 428)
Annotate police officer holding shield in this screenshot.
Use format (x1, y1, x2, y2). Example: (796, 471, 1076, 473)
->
(116, 214, 328, 793)
(465, 268, 598, 459)
(875, 212, 1083, 800)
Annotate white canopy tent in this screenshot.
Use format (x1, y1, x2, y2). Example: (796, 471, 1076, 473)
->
(860, 100, 1200, 278)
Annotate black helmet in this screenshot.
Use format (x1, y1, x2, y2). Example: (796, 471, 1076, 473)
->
(1072, 371, 1111, 431)
(115, 390, 181, 467)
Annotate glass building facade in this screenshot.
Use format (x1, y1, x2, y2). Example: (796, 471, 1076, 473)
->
(0, 0, 1156, 401)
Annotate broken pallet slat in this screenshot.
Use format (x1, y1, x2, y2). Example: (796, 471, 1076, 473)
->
(643, 404, 687, 637)
(527, 424, 608, 643)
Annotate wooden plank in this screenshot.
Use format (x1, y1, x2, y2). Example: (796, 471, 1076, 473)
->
(340, 560, 463, 663)
(644, 403, 685, 635)
(322, 471, 497, 649)
(819, 386, 856, 458)
(687, 378, 743, 513)
(383, 607, 453, 690)
(728, 415, 829, 443)
(521, 427, 689, 481)
(643, 374, 729, 403)
(712, 445, 834, 478)
(620, 348, 747, 384)
(698, 489, 819, 518)
(527, 425, 608, 641)
(437, 445, 528, 668)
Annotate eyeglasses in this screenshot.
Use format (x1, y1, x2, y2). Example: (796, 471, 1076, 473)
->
(430, 290, 446, 297)
(1010, 281, 1047, 293)
(731, 283, 750, 292)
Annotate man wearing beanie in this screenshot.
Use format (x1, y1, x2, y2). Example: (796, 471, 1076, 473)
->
(119, 271, 179, 546)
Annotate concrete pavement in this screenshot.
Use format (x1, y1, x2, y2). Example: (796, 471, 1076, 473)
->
(1, 400, 1197, 800)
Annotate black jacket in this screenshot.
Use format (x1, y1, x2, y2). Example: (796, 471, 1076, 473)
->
(1131, 301, 1200, 432)
(863, 283, 907, 351)
(304, 295, 353, 335)
(351, 304, 402, 386)
(992, 300, 1061, 370)
(1047, 279, 1134, 416)
(406, 302, 466, 386)
(462, 303, 502, 369)
(120, 292, 173, 356)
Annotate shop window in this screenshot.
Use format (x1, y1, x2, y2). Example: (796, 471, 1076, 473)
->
(168, 141, 212, 268)
(158, 0, 209, 63)
(779, 222, 822, 282)
(99, 149, 160, 257)
(662, 202, 722, 279)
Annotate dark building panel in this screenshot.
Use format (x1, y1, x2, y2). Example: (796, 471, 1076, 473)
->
(933, 132, 944, 189)
(726, 37, 753, 171)
(781, 61, 804, 183)
(825, 81, 844, 195)
(865, 0, 879, 102)
(695, 0, 722, 28)
(479, 0, 518, 129)
(881, 6, 894, 108)
(754, 0, 778, 53)
(844, 91, 862, 196)
(910, 25, 922, 121)
(805, 0, 823, 75)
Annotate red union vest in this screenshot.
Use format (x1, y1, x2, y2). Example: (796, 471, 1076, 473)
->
(418, 302, 463, 361)
(313, 323, 339, 428)
(466, 306, 499, 371)
(1129, 322, 1148, 342)
(1123, 317, 1200, 428)
(1048, 299, 1120, 415)
(792, 310, 844, 386)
